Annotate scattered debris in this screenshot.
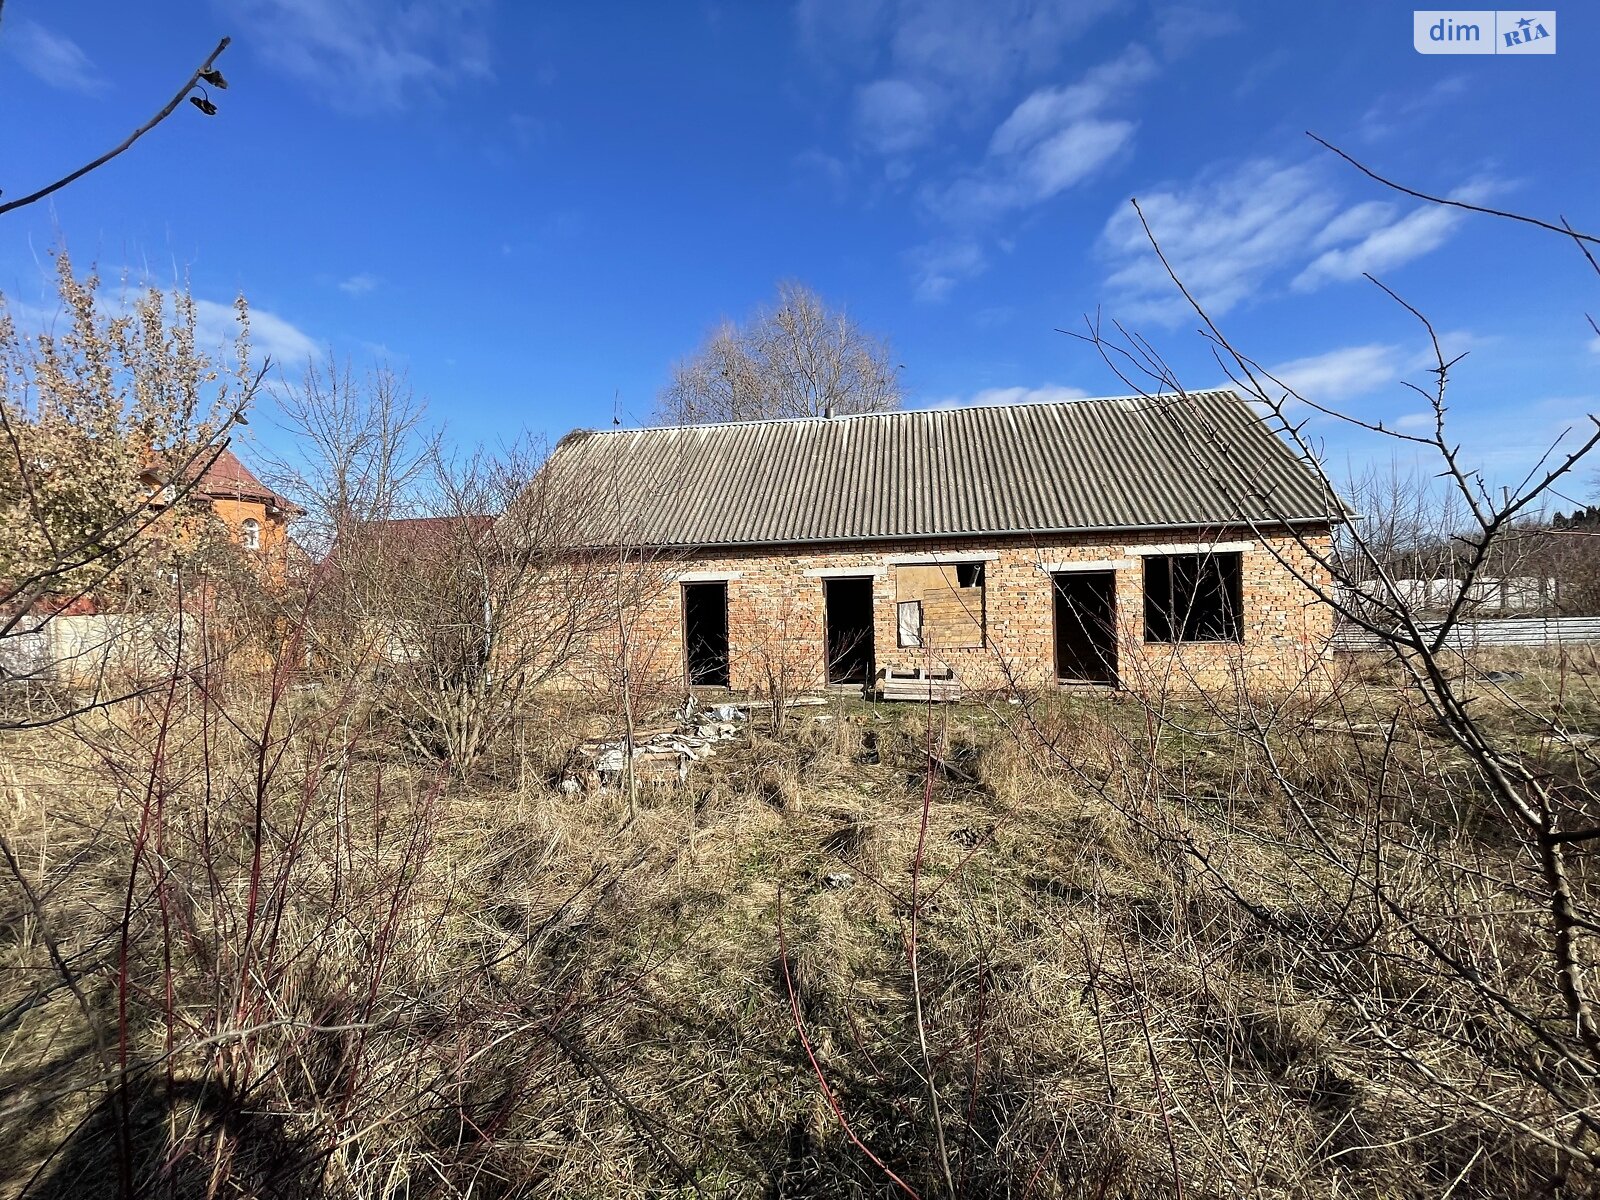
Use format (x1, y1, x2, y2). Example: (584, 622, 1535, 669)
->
(1481, 669, 1525, 684)
(564, 706, 747, 792)
(822, 871, 855, 890)
(950, 826, 982, 849)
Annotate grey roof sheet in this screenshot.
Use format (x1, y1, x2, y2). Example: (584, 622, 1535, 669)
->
(544, 390, 1334, 547)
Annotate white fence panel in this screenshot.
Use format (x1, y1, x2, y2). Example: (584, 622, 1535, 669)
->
(1334, 616, 1600, 653)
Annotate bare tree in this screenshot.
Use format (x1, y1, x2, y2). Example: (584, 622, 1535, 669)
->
(657, 281, 902, 424)
(1048, 137, 1600, 1175)
(0, 252, 262, 722)
(318, 438, 624, 772)
(261, 356, 436, 557)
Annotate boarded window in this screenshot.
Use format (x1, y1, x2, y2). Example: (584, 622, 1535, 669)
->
(1144, 553, 1243, 643)
(897, 600, 922, 647)
(894, 562, 985, 648)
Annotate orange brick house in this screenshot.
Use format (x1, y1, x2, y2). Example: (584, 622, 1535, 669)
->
(143, 447, 304, 579)
(540, 391, 1340, 696)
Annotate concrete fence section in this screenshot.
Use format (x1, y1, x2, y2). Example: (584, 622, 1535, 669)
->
(1334, 616, 1600, 653)
(0, 614, 185, 688)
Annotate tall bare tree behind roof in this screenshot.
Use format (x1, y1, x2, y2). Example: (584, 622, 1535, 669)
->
(656, 281, 902, 424)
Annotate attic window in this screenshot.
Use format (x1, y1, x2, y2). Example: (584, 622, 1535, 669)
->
(1144, 553, 1242, 643)
(241, 518, 261, 552)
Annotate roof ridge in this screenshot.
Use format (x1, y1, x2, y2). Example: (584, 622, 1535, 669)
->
(580, 389, 1237, 437)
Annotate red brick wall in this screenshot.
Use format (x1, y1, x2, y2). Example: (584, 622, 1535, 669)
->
(559, 527, 1336, 695)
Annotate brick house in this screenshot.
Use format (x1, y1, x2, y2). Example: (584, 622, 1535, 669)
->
(142, 447, 303, 579)
(542, 391, 1338, 695)
(3, 449, 303, 687)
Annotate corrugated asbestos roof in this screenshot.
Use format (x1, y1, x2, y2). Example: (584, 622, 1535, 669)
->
(543, 390, 1335, 548)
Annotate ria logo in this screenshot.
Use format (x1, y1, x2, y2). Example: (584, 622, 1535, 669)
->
(1414, 11, 1556, 54)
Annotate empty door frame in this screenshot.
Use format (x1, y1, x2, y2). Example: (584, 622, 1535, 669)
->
(682, 581, 730, 687)
(823, 576, 875, 685)
(1052, 571, 1118, 685)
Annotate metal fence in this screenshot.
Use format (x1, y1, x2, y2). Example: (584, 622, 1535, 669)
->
(1334, 616, 1600, 653)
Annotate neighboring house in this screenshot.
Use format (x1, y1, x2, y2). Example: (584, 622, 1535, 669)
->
(1, 449, 304, 688)
(541, 390, 1338, 694)
(143, 447, 304, 577)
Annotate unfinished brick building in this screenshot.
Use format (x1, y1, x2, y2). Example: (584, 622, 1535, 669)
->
(543, 391, 1338, 695)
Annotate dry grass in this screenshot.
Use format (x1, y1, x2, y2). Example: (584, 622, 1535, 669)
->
(0, 661, 1593, 1198)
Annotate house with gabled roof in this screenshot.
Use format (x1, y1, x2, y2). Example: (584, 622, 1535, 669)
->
(143, 446, 304, 577)
(539, 389, 1339, 695)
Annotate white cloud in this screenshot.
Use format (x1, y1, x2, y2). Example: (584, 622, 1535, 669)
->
(885, 0, 1124, 98)
(193, 298, 318, 368)
(1152, 5, 1242, 57)
(338, 273, 380, 296)
(1098, 159, 1493, 323)
(854, 78, 940, 155)
(1311, 200, 1396, 250)
(5, 20, 104, 94)
(1589, 334, 1600, 355)
(922, 44, 1149, 231)
(1264, 344, 1401, 402)
(969, 384, 1091, 406)
(230, 0, 493, 111)
(925, 384, 1092, 409)
(1099, 159, 1338, 322)
(906, 239, 987, 302)
(810, 0, 1126, 162)
(988, 44, 1155, 156)
(1293, 205, 1462, 291)
(1358, 76, 1469, 141)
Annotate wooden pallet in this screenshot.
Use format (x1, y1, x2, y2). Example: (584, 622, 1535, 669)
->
(878, 667, 963, 703)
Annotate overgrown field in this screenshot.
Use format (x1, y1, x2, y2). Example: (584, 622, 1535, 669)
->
(2, 655, 1598, 1198)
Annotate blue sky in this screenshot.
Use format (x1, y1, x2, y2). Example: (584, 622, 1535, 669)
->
(0, 1, 1595, 494)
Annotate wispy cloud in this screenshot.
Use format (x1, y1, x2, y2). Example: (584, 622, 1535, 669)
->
(854, 78, 940, 155)
(1358, 75, 1470, 141)
(923, 44, 1152, 226)
(1264, 344, 1402, 402)
(970, 384, 1091, 405)
(1152, 4, 1242, 57)
(793, 148, 849, 201)
(926, 383, 1091, 409)
(1098, 159, 1494, 323)
(192, 298, 319, 368)
(5, 19, 105, 94)
(1100, 160, 1336, 322)
(337, 273, 380, 296)
(906, 239, 987, 302)
(231, 0, 493, 112)
(806, 0, 1126, 164)
(903, 43, 1153, 299)
(1292, 183, 1495, 291)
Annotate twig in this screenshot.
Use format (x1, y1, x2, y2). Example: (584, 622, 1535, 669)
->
(0, 38, 232, 217)
(1307, 132, 1599, 248)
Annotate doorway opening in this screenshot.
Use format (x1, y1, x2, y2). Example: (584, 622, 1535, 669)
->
(824, 577, 875, 686)
(1053, 572, 1118, 685)
(683, 582, 730, 687)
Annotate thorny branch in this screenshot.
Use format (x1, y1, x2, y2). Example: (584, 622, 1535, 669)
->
(0, 38, 232, 217)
